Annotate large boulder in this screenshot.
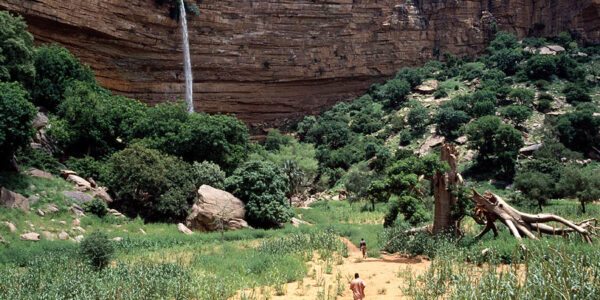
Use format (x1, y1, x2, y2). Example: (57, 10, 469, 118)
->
(415, 79, 438, 94)
(66, 175, 92, 191)
(20, 232, 40, 241)
(0, 187, 29, 211)
(177, 223, 193, 235)
(28, 169, 53, 179)
(62, 191, 93, 203)
(185, 185, 248, 232)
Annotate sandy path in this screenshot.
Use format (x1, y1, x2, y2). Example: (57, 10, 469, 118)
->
(231, 237, 430, 300)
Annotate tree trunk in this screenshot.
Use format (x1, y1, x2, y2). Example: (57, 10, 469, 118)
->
(432, 143, 461, 234)
(581, 200, 586, 214)
(471, 189, 597, 244)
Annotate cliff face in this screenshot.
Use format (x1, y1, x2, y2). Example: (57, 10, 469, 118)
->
(1, 0, 598, 129)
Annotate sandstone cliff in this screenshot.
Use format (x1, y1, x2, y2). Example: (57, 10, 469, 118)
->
(1, 0, 598, 130)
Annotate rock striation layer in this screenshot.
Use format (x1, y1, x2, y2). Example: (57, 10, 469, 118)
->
(1, 0, 598, 129)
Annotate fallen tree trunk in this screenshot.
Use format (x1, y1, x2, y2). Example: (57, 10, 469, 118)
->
(471, 189, 598, 244)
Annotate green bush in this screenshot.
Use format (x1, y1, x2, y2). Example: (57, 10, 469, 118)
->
(303, 119, 351, 149)
(225, 161, 292, 228)
(406, 104, 430, 132)
(0, 11, 35, 87)
(83, 198, 108, 217)
(534, 79, 549, 90)
(381, 79, 411, 109)
(489, 48, 522, 75)
(54, 81, 146, 157)
(105, 144, 196, 222)
(16, 147, 61, 174)
(514, 171, 553, 210)
(556, 109, 600, 153)
(0, 82, 36, 168)
(472, 100, 496, 118)
(564, 85, 591, 103)
(32, 44, 95, 110)
(79, 231, 114, 270)
(433, 87, 448, 99)
(465, 116, 523, 178)
(536, 99, 553, 112)
(192, 160, 226, 189)
(501, 105, 532, 127)
(434, 107, 470, 139)
(264, 129, 294, 151)
(395, 67, 423, 88)
(508, 88, 535, 107)
(66, 156, 108, 182)
(525, 55, 557, 80)
(132, 103, 249, 172)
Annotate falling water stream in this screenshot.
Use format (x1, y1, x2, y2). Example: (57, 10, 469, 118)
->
(180, 0, 194, 113)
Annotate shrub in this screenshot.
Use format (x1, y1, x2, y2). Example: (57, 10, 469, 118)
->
(557, 165, 600, 213)
(406, 104, 430, 132)
(514, 171, 553, 210)
(66, 156, 108, 182)
(501, 105, 532, 127)
(564, 86, 591, 103)
(79, 231, 114, 270)
(472, 89, 498, 105)
(105, 144, 196, 222)
(536, 99, 552, 112)
(488, 31, 518, 51)
(381, 79, 411, 109)
(303, 119, 352, 149)
(16, 147, 62, 174)
(434, 107, 470, 139)
(32, 44, 95, 110)
(489, 48, 522, 75)
(395, 67, 423, 88)
(192, 160, 226, 189)
(83, 198, 108, 217)
(433, 87, 448, 99)
(264, 129, 294, 151)
(556, 109, 600, 153)
(525, 55, 557, 80)
(534, 79, 549, 90)
(472, 100, 496, 118)
(225, 161, 292, 228)
(132, 103, 250, 172)
(0, 11, 35, 86)
(459, 62, 485, 81)
(508, 88, 535, 107)
(262, 140, 318, 187)
(0, 82, 36, 169)
(465, 116, 523, 178)
(55, 81, 146, 157)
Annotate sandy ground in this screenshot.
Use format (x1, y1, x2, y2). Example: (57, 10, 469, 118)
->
(231, 237, 430, 300)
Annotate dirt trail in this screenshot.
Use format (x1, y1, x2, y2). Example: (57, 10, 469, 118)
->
(231, 237, 430, 300)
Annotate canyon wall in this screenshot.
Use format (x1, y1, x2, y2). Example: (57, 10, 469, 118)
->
(1, 0, 599, 130)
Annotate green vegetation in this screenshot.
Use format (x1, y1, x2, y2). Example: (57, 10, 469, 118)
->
(79, 231, 114, 270)
(0, 11, 35, 86)
(0, 82, 36, 168)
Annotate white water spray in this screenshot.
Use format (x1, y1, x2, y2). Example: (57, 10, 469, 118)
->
(180, 0, 194, 113)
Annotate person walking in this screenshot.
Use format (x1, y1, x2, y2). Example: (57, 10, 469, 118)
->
(359, 238, 367, 259)
(350, 273, 366, 300)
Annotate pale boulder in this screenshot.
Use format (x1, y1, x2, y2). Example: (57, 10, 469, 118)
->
(177, 223, 193, 235)
(66, 175, 92, 191)
(20, 232, 40, 241)
(185, 185, 248, 232)
(415, 79, 438, 94)
(42, 231, 56, 240)
(0, 187, 29, 211)
(93, 187, 112, 203)
(29, 169, 53, 179)
(58, 231, 70, 240)
(2, 221, 17, 232)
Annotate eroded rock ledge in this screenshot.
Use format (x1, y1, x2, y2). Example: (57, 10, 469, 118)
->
(1, 0, 598, 130)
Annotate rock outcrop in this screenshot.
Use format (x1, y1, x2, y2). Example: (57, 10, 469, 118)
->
(186, 185, 248, 232)
(1, 0, 598, 130)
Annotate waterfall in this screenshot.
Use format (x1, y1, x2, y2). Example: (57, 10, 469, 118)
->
(179, 0, 194, 113)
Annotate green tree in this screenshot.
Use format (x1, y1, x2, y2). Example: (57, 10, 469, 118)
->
(514, 171, 553, 210)
(407, 104, 430, 133)
(465, 116, 523, 178)
(225, 161, 293, 228)
(264, 129, 294, 151)
(105, 144, 196, 222)
(132, 102, 250, 172)
(508, 88, 535, 107)
(382, 79, 411, 109)
(434, 107, 470, 139)
(32, 44, 95, 110)
(525, 55, 557, 80)
(395, 67, 423, 88)
(556, 108, 600, 153)
(0, 11, 35, 87)
(0, 82, 36, 169)
(192, 161, 226, 189)
(558, 165, 600, 213)
(489, 48, 523, 75)
(501, 105, 532, 127)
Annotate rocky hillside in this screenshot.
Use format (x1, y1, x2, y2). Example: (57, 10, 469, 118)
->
(1, 0, 598, 130)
